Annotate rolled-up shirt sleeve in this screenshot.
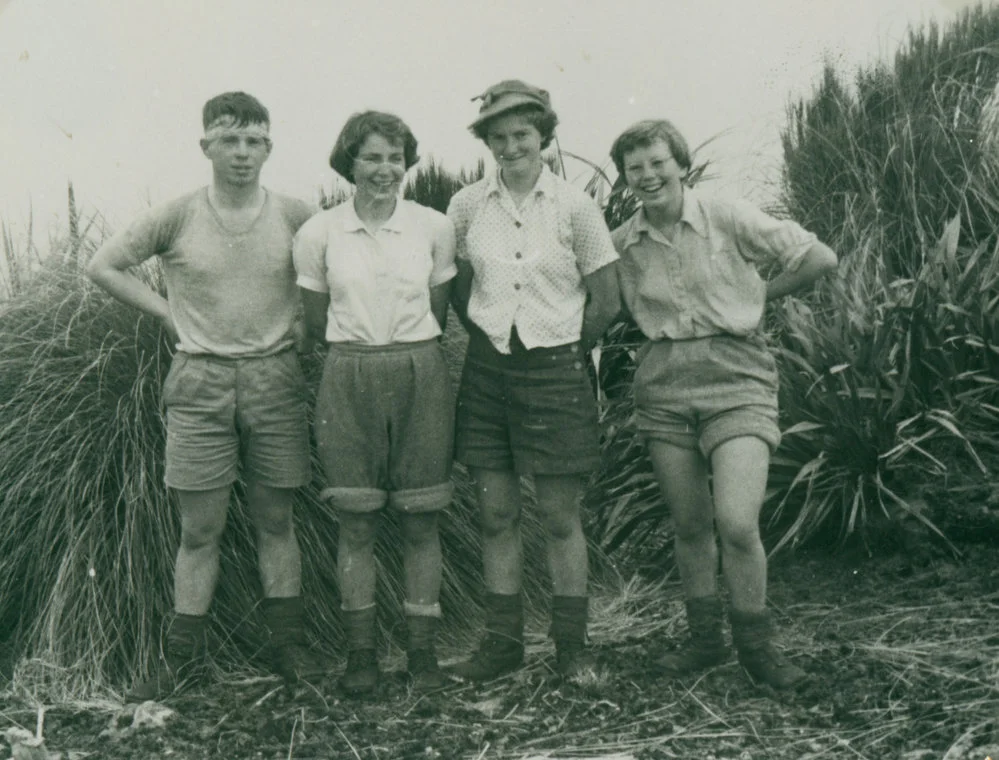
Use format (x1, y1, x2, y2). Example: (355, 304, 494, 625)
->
(570, 195, 619, 276)
(726, 199, 816, 273)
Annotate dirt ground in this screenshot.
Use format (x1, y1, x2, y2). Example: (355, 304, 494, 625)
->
(2, 540, 997, 760)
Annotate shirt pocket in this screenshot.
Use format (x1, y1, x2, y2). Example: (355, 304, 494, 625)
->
(706, 244, 761, 301)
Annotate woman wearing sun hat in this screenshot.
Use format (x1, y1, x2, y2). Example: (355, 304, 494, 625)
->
(447, 79, 620, 680)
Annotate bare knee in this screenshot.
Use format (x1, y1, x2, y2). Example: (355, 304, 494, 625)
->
(340, 513, 380, 550)
(717, 518, 762, 555)
(253, 507, 294, 540)
(540, 507, 581, 542)
(401, 513, 439, 548)
(180, 520, 225, 552)
(176, 488, 228, 552)
(480, 503, 519, 539)
(673, 508, 715, 544)
(248, 484, 295, 539)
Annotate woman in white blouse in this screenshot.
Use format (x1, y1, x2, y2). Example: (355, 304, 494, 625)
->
(294, 111, 457, 698)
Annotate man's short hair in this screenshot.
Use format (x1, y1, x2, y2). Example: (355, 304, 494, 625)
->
(609, 119, 692, 177)
(328, 111, 420, 184)
(202, 91, 270, 130)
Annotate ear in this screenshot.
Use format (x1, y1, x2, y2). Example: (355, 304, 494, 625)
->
(199, 138, 210, 157)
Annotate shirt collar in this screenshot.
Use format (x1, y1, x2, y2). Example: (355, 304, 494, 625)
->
(619, 186, 707, 248)
(340, 197, 407, 234)
(485, 163, 556, 199)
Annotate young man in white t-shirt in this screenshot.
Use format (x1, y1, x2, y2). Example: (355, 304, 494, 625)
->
(87, 91, 322, 699)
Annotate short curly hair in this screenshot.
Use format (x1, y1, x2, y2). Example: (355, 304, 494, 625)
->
(471, 103, 559, 150)
(609, 119, 692, 178)
(202, 91, 269, 130)
(328, 111, 420, 184)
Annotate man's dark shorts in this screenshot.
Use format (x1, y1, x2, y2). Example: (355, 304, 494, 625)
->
(455, 328, 601, 475)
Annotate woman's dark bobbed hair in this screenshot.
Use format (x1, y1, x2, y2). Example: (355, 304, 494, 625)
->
(329, 111, 420, 183)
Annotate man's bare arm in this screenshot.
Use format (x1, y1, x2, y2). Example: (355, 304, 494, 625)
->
(86, 243, 176, 339)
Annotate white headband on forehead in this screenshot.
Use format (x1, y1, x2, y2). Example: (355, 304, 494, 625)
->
(204, 115, 271, 142)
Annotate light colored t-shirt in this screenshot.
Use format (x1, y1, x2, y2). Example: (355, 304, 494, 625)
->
(100, 188, 313, 357)
(447, 165, 618, 354)
(612, 188, 816, 340)
(293, 199, 457, 346)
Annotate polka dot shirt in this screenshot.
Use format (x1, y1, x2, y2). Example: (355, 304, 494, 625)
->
(447, 166, 618, 354)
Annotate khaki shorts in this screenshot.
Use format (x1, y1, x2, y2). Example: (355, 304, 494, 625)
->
(163, 350, 311, 491)
(633, 334, 781, 456)
(314, 340, 454, 514)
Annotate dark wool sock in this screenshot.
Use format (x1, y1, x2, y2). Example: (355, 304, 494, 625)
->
(685, 595, 726, 645)
(406, 614, 439, 652)
(729, 607, 773, 651)
(166, 613, 207, 657)
(341, 606, 377, 652)
(261, 596, 306, 647)
(484, 592, 524, 643)
(550, 595, 588, 644)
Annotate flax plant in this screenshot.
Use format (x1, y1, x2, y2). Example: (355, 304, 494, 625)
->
(766, 211, 998, 553)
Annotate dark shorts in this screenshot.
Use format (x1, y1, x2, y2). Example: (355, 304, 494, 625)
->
(455, 328, 601, 476)
(314, 340, 454, 514)
(163, 350, 311, 491)
(633, 333, 781, 456)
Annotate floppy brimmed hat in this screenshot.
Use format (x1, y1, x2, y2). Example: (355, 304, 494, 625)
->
(469, 80, 552, 132)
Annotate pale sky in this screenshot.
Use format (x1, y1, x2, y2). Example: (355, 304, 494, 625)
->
(0, 0, 987, 241)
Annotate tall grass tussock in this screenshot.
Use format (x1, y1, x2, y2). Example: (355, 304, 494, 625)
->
(0, 173, 551, 699)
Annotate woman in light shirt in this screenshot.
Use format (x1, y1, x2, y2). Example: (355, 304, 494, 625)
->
(294, 111, 457, 697)
(610, 119, 838, 689)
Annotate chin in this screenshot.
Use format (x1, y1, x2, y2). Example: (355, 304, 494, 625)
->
(639, 195, 670, 209)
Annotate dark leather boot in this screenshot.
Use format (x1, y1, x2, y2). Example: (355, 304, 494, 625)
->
(339, 606, 379, 697)
(340, 648, 379, 697)
(452, 592, 524, 682)
(407, 614, 448, 691)
(551, 595, 598, 678)
(656, 596, 730, 676)
(262, 596, 326, 687)
(126, 613, 206, 702)
(730, 607, 807, 689)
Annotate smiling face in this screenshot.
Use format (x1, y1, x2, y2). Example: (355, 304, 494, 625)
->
(621, 138, 685, 218)
(200, 123, 272, 188)
(484, 112, 544, 175)
(352, 132, 406, 203)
